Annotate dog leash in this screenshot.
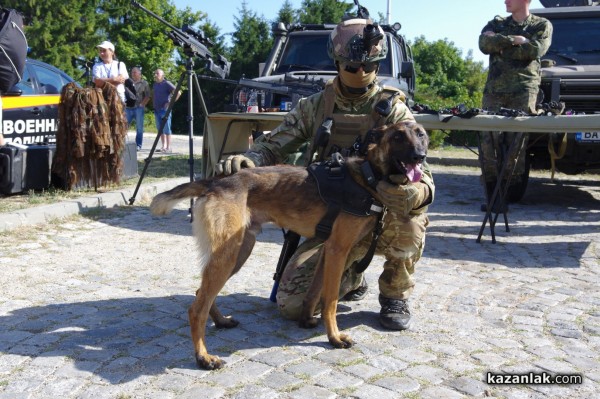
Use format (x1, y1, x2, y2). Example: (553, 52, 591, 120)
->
(354, 205, 386, 274)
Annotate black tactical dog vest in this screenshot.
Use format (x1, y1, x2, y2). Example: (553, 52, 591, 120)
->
(307, 155, 383, 240)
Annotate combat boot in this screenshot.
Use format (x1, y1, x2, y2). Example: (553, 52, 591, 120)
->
(379, 295, 412, 330)
(341, 277, 368, 301)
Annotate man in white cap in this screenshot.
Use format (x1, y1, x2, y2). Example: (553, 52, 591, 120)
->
(92, 40, 128, 103)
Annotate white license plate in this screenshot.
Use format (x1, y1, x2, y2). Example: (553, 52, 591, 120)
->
(576, 132, 600, 142)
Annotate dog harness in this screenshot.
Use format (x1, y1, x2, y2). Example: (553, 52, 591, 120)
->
(307, 153, 386, 273)
(300, 84, 405, 273)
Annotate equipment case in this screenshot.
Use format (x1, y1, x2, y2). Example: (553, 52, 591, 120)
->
(0, 143, 54, 194)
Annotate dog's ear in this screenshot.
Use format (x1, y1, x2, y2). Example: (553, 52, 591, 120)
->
(369, 125, 388, 144)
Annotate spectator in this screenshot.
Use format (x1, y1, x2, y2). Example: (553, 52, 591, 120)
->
(92, 41, 128, 104)
(126, 67, 151, 150)
(152, 69, 179, 153)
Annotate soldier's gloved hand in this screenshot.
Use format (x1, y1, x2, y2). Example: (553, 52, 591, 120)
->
(376, 175, 428, 217)
(214, 155, 256, 176)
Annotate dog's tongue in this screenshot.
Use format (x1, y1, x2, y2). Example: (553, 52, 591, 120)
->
(405, 164, 423, 183)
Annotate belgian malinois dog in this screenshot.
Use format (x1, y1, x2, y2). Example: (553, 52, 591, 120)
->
(150, 122, 429, 369)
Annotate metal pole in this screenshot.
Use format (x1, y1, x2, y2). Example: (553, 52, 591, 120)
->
(387, 0, 391, 24)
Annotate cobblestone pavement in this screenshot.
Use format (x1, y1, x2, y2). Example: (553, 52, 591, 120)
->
(0, 161, 599, 398)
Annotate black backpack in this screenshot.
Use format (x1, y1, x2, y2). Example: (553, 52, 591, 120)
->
(0, 8, 27, 94)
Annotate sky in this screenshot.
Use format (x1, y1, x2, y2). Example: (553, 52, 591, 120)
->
(170, 0, 546, 66)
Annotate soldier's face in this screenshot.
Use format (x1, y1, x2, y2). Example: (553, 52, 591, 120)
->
(505, 0, 528, 13)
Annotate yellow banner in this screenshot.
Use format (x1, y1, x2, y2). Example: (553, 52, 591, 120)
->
(1, 95, 60, 110)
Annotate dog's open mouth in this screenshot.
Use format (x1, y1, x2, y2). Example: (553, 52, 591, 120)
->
(394, 159, 423, 183)
(405, 163, 423, 183)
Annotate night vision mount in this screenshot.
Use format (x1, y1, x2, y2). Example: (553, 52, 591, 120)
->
(130, 0, 230, 78)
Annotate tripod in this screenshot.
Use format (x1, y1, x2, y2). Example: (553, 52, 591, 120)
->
(128, 55, 209, 218)
(128, 0, 230, 217)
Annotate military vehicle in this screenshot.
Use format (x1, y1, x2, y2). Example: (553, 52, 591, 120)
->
(232, 11, 416, 111)
(510, 0, 600, 199)
(202, 3, 416, 177)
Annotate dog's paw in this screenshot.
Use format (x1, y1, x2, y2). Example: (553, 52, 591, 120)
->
(298, 316, 319, 329)
(328, 333, 354, 349)
(214, 316, 239, 329)
(196, 353, 225, 370)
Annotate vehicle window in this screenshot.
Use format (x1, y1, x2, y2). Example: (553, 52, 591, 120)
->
(378, 36, 397, 77)
(276, 33, 395, 76)
(547, 17, 600, 54)
(15, 66, 35, 95)
(277, 35, 336, 73)
(394, 38, 404, 73)
(31, 64, 66, 94)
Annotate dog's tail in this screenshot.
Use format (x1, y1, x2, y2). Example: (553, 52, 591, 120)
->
(150, 181, 210, 215)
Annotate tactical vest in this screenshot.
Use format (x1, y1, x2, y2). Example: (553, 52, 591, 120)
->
(314, 81, 405, 160)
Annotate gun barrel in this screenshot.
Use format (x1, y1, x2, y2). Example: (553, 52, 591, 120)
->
(130, 0, 179, 32)
(239, 78, 291, 95)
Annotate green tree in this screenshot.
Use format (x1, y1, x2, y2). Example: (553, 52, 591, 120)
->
(411, 36, 487, 147)
(9, 0, 207, 87)
(412, 36, 486, 109)
(98, 0, 207, 82)
(277, 0, 296, 25)
(7, 0, 103, 79)
(228, 1, 272, 80)
(297, 0, 354, 24)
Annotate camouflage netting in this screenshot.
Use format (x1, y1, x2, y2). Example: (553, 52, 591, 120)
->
(52, 82, 128, 190)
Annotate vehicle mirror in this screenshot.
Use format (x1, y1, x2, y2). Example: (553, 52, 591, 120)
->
(3, 85, 23, 96)
(400, 61, 414, 79)
(41, 84, 59, 94)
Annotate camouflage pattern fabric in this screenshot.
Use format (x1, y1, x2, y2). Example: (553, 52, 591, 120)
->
(479, 91, 538, 181)
(478, 13, 552, 183)
(276, 211, 430, 320)
(328, 18, 387, 63)
(242, 77, 434, 320)
(479, 14, 552, 94)
(246, 78, 415, 167)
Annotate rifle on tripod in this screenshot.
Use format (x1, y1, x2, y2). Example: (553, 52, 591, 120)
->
(130, 0, 230, 79)
(128, 0, 230, 209)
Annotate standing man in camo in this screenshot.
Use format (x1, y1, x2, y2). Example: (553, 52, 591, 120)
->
(215, 18, 434, 331)
(479, 0, 552, 203)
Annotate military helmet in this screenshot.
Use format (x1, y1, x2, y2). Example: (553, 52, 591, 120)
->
(327, 18, 388, 63)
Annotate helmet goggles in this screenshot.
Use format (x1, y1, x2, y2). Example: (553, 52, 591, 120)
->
(343, 61, 378, 73)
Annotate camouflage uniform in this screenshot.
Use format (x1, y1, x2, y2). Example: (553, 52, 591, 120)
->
(245, 77, 435, 320)
(479, 13, 553, 184)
